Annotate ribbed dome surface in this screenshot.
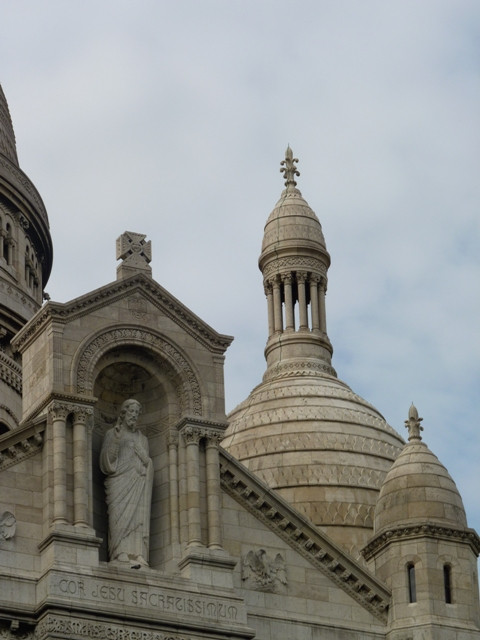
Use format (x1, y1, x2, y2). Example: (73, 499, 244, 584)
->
(224, 374, 404, 554)
(374, 439, 467, 534)
(260, 187, 328, 262)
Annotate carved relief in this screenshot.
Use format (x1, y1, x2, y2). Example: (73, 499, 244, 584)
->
(0, 511, 16, 540)
(34, 615, 191, 640)
(241, 549, 287, 592)
(262, 256, 327, 280)
(128, 293, 148, 320)
(262, 358, 337, 381)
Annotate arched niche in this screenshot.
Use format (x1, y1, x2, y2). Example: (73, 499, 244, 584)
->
(75, 327, 203, 568)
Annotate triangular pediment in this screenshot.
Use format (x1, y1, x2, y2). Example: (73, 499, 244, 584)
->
(219, 447, 390, 623)
(12, 273, 233, 355)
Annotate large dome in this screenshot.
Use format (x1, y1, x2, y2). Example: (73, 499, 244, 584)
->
(223, 148, 404, 556)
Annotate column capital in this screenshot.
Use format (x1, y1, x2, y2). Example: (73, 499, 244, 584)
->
(48, 402, 70, 421)
(182, 426, 203, 445)
(282, 273, 293, 284)
(204, 430, 224, 448)
(72, 406, 94, 424)
(296, 271, 308, 283)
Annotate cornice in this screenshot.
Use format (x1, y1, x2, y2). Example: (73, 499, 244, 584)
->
(0, 422, 44, 471)
(0, 350, 22, 393)
(362, 523, 480, 561)
(219, 448, 390, 623)
(20, 392, 97, 428)
(12, 274, 233, 355)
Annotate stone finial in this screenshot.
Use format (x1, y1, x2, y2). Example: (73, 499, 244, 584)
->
(405, 403, 423, 441)
(280, 146, 300, 190)
(116, 231, 152, 280)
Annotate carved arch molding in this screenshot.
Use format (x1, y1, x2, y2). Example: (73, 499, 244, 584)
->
(73, 326, 202, 415)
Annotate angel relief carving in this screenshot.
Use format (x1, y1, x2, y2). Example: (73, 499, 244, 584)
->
(241, 548, 287, 592)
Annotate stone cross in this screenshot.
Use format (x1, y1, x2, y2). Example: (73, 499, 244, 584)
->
(116, 231, 152, 280)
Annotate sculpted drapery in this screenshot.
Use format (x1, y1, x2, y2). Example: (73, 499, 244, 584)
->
(100, 399, 153, 567)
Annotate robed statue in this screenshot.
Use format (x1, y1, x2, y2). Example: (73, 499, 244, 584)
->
(100, 399, 153, 567)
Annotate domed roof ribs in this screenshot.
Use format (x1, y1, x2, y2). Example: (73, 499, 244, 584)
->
(259, 147, 335, 380)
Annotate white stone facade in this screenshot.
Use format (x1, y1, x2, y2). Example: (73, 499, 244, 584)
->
(0, 89, 479, 640)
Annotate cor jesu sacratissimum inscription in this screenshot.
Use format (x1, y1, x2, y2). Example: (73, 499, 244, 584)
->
(55, 577, 238, 621)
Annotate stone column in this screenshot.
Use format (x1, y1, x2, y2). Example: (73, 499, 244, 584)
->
(72, 407, 92, 527)
(168, 433, 180, 546)
(310, 276, 320, 331)
(297, 271, 308, 330)
(319, 280, 327, 333)
(183, 427, 203, 547)
(205, 432, 223, 550)
(283, 274, 295, 330)
(265, 281, 275, 337)
(49, 403, 69, 525)
(272, 276, 283, 333)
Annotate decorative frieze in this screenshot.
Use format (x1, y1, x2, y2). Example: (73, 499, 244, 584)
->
(228, 431, 401, 462)
(0, 424, 44, 471)
(0, 350, 22, 393)
(11, 274, 233, 356)
(362, 523, 480, 561)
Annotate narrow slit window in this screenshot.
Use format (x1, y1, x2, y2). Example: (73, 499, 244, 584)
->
(444, 564, 452, 604)
(407, 563, 416, 603)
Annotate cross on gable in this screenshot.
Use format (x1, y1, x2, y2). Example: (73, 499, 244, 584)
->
(116, 231, 152, 280)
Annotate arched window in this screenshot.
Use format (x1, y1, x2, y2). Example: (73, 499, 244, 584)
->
(407, 563, 417, 603)
(444, 564, 453, 603)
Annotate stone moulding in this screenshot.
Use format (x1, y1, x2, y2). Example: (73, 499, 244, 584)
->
(0, 423, 44, 471)
(0, 155, 49, 227)
(0, 350, 22, 394)
(73, 326, 202, 415)
(362, 523, 480, 561)
(219, 448, 390, 623)
(11, 273, 233, 356)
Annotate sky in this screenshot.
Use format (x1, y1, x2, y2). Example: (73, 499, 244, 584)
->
(1, 1, 479, 537)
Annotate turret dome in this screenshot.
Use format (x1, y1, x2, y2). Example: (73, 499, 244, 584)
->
(374, 405, 467, 534)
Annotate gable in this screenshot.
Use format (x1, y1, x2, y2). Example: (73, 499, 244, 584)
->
(220, 448, 390, 627)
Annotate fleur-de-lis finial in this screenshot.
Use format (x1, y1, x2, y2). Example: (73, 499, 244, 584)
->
(405, 403, 423, 441)
(280, 145, 300, 189)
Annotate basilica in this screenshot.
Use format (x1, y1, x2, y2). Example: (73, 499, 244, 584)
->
(0, 83, 479, 640)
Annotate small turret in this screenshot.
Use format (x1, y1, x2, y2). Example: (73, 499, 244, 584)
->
(363, 406, 480, 636)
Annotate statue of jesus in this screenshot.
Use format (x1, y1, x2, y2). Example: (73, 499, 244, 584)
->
(100, 399, 153, 567)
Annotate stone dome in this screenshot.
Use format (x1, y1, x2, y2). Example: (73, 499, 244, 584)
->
(374, 405, 467, 534)
(260, 187, 329, 266)
(223, 147, 405, 556)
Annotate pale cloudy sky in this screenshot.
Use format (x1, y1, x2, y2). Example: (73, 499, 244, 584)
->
(1, 1, 479, 534)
